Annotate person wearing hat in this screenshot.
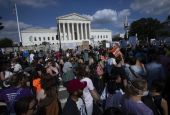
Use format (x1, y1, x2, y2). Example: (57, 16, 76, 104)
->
(62, 79, 87, 115)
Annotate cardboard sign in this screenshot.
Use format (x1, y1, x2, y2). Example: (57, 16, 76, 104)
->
(106, 43, 110, 48)
(82, 41, 89, 50)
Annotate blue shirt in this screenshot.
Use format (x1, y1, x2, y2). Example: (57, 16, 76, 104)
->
(121, 96, 153, 115)
(146, 62, 165, 86)
(105, 89, 124, 109)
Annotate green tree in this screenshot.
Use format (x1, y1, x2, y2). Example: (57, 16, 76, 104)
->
(129, 18, 161, 41)
(0, 38, 13, 47)
(112, 35, 123, 41)
(158, 15, 170, 37)
(167, 15, 170, 21)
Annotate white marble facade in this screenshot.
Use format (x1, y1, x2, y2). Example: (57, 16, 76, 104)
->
(21, 13, 112, 49)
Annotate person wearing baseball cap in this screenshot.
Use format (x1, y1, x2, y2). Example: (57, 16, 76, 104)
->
(62, 79, 87, 115)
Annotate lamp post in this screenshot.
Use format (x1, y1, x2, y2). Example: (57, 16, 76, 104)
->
(14, 2, 22, 45)
(124, 16, 129, 40)
(57, 23, 62, 53)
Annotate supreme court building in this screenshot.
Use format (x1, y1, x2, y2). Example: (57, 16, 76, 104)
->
(21, 13, 112, 49)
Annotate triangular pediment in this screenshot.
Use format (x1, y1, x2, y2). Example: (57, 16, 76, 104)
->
(57, 13, 90, 21)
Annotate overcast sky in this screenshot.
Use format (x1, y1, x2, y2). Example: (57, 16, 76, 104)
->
(0, 0, 170, 41)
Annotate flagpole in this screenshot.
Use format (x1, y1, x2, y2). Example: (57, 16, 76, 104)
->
(124, 16, 129, 39)
(14, 3, 22, 45)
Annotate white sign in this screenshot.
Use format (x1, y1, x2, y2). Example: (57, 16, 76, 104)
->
(106, 43, 110, 48)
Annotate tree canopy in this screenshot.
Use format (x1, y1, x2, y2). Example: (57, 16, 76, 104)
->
(0, 38, 13, 48)
(167, 15, 170, 21)
(129, 18, 161, 41)
(112, 35, 123, 41)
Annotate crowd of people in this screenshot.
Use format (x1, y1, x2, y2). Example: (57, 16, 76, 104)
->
(0, 43, 169, 115)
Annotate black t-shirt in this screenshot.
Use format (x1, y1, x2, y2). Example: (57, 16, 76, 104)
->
(62, 97, 80, 115)
(36, 64, 44, 72)
(142, 95, 162, 115)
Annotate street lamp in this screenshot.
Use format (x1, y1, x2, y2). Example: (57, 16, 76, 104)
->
(57, 23, 62, 53)
(124, 16, 129, 40)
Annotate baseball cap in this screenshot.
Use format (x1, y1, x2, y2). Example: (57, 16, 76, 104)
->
(66, 79, 87, 93)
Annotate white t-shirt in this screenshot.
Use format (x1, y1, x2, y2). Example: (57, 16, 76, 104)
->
(4, 71, 13, 79)
(30, 53, 34, 63)
(36, 89, 46, 102)
(76, 98, 87, 115)
(12, 63, 22, 72)
(107, 58, 117, 65)
(81, 77, 94, 115)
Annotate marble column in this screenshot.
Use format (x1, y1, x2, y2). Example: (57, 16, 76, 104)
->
(72, 23, 75, 40)
(76, 23, 80, 40)
(88, 23, 90, 40)
(84, 23, 87, 40)
(67, 23, 70, 40)
(62, 23, 66, 41)
(58, 23, 61, 41)
(80, 23, 83, 40)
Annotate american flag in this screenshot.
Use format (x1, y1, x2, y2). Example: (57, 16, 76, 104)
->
(109, 44, 122, 57)
(10, 0, 16, 15)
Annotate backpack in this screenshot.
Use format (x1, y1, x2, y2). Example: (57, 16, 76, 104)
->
(105, 62, 113, 76)
(62, 70, 75, 82)
(142, 95, 162, 115)
(103, 107, 123, 115)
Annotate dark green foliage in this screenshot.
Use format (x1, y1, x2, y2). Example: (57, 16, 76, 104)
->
(0, 38, 13, 47)
(129, 18, 161, 41)
(112, 35, 123, 41)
